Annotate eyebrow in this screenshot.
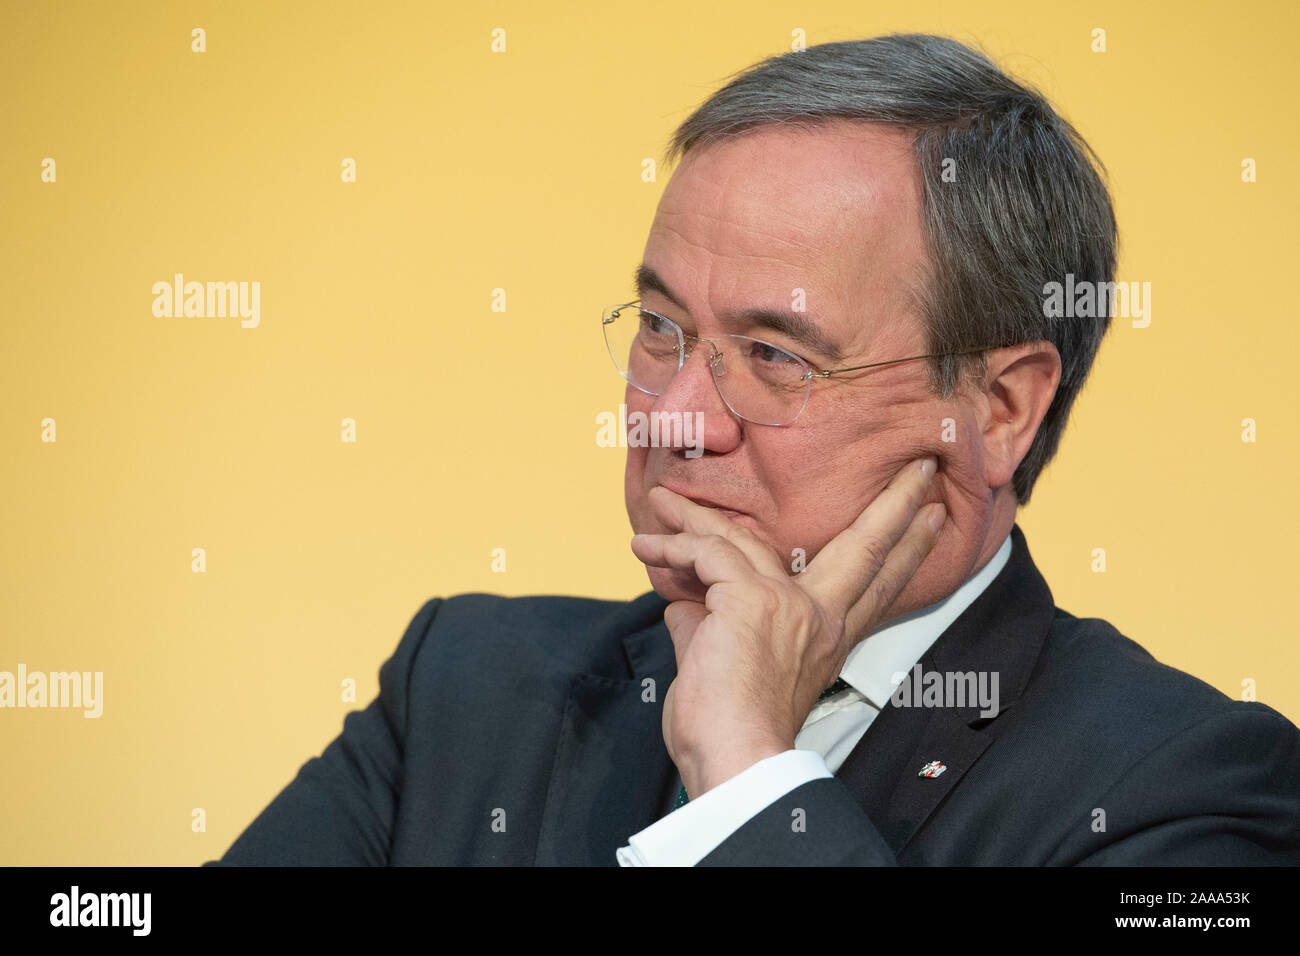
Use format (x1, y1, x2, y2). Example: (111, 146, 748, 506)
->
(632, 264, 845, 364)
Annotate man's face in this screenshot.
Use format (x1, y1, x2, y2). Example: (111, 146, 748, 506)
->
(623, 119, 1003, 625)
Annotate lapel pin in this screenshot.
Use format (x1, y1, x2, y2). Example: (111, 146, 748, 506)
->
(918, 760, 947, 778)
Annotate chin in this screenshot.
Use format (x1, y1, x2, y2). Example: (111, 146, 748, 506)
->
(646, 565, 709, 605)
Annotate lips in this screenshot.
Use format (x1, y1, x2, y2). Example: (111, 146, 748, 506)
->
(696, 502, 744, 519)
(657, 485, 745, 518)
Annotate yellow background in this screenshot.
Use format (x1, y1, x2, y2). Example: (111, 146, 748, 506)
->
(2, 0, 1296, 865)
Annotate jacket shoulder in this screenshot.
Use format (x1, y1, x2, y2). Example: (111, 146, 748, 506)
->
(1006, 609, 1300, 863)
(389, 590, 667, 687)
(1019, 607, 1299, 762)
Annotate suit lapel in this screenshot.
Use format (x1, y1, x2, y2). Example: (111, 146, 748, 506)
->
(835, 523, 1056, 855)
(533, 593, 677, 865)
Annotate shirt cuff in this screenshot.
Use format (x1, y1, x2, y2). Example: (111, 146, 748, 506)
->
(616, 749, 833, 866)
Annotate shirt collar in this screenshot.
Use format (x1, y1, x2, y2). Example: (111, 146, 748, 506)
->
(839, 530, 1013, 710)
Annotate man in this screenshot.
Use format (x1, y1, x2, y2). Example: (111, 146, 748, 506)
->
(207, 34, 1300, 866)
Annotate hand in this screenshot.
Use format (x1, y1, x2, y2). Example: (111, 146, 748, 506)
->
(630, 456, 944, 799)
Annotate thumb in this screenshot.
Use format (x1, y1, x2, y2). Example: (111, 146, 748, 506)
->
(664, 599, 709, 651)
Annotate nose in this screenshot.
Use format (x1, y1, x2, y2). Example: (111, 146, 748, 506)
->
(650, 335, 742, 453)
(682, 336, 728, 378)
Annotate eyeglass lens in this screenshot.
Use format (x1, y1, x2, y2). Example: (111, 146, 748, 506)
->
(603, 306, 810, 426)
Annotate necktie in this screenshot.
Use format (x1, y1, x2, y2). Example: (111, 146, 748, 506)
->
(673, 677, 852, 809)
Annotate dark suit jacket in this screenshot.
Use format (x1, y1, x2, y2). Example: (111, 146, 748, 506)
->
(207, 524, 1300, 865)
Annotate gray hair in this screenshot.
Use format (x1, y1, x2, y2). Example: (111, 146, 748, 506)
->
(665, 33, 1117, 505)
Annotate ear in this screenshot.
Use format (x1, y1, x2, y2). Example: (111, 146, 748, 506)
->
(975, 342, 1062, 491)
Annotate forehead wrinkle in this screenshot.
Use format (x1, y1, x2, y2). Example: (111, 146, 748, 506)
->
(645, 226, 855, 365)
(649, 219, 815, 306)
(655, 206, 812, 271)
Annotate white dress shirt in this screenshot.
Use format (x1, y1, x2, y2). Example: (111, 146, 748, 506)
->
(616, 530, 1013, 866)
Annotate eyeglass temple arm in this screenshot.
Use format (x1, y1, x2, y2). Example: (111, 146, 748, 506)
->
(805, 347, 995, 380)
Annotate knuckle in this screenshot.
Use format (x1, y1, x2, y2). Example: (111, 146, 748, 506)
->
(753, 582, 783, 616)
(704, 532, 731, 554)
(792, 588, 818, 619)
(819, 606, 847, 649)
(827, 605, 848, 642)
(786, 590, 823, 639)
(859, 534, 891, 571)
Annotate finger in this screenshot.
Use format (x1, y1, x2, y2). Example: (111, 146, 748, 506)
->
(802, 456, 936, 620)
(646, 485, 788, 578)
(843, 501, 944, 640)
(630, 529, 761, 590)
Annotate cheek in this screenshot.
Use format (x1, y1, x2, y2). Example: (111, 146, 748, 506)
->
(624, 383, 654, 414)
(623, 449, 649, 526)
(759, 416, 931, 560)
(753, 439, 864, 560)
(931, 419, 991, 510)
(621, 384, 650, 490)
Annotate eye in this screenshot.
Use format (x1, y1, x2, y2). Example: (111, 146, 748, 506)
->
(748, 340, 798, 364)
(640, 311, 676, 335)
